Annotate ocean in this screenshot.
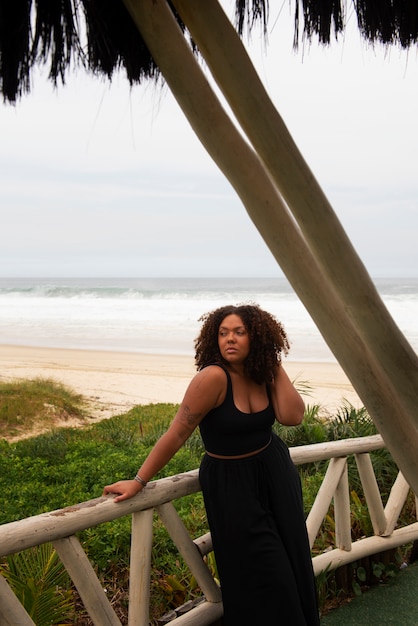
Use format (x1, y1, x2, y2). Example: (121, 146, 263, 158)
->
(0, 277, 417, 363)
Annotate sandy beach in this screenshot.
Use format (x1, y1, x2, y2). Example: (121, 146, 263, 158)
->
(0, 344, 362, 420)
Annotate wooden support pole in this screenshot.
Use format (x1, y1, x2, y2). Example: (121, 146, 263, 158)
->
(334, 462, 351, 551)
(193, 532, 213, 557)
(156, 503, 221, 604)
(290, 435, 384, 465)
(53, 535, 122, 626)
(129, 509, 154, 626)
(0, 574, 36, 626)
(313, 522, 418, 575)
(306, 457, 346, 548)
(165, 598, 224, 626)
(355, 453, 387, 536)
(384, 472, 411, 536)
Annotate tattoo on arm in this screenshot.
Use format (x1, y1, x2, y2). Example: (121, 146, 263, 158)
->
(180, 405, 201, 428)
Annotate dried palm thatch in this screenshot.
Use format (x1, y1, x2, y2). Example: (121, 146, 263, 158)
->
(0, 0, 417, 103)
(0, 0, 161, 103)
(294, 0, 418, 48)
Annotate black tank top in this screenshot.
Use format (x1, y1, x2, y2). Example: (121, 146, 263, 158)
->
(199, 365, 276, 456)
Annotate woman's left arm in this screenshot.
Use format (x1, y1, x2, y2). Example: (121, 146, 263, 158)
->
(270, 364, 305, 426)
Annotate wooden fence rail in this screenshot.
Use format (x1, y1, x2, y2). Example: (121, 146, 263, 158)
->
(1, 434, 417, 625)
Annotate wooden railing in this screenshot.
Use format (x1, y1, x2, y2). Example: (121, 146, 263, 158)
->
(1, 434, 417, 625)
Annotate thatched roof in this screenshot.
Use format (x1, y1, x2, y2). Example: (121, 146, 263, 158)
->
(1, 0, 417, 104)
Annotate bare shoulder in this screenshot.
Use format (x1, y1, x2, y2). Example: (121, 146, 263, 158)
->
(181, 365, 227, 414)
(192, 364, 227, 389)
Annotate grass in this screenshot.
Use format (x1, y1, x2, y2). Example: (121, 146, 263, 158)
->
(0, 377, 86, 439)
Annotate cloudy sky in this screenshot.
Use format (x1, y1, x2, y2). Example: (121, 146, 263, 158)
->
(1, 3, 417, 278)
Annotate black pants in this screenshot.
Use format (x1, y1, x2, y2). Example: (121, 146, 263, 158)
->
(199, 434, 320, 626)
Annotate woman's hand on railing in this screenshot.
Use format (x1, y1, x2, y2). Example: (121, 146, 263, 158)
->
(103, 479, 143, 503)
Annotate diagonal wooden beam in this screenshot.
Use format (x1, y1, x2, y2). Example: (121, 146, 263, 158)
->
(53, 535, 122, 626)
(0, 574, 36, 626)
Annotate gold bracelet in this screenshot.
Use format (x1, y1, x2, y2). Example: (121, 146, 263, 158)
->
(134, 474, 147, 487)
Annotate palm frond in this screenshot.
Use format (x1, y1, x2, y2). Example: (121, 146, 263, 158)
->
(0, 543, 74, 625)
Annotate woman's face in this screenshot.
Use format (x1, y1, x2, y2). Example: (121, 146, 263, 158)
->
(218, 314, 250, 365)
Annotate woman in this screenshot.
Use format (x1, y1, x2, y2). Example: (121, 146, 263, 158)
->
(103, 304, 319, 625)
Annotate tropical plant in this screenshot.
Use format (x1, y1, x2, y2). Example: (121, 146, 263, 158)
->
(0, 543, 74, 625)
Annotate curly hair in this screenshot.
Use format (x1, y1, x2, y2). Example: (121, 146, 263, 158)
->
(194, 304, 290, 385)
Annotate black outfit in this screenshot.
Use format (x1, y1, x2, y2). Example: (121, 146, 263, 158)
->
(199, 365, 319, 626)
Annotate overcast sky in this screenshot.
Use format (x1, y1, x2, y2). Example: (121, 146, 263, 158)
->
(1, 3, 417, 278)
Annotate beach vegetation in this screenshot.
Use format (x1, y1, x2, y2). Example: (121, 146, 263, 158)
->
(0, 377, 85, 439)
(0, 379, 416, 621)
(0, 543, 74, 625)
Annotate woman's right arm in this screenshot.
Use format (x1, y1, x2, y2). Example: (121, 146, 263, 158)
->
(102, 365, 225, 502)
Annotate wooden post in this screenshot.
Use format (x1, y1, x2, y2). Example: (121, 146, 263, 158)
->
(334, 462, 351, 551)
(355, 453, 387, 535)
(306, 457, 346, 548)
(313, 522, 418, 575)
(156, 503, 221, 604)
(54, 535, 122, 626)
(129, 509, 154, 626)
(0, 574, 36, 626)
(384, 472, 411, 536)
